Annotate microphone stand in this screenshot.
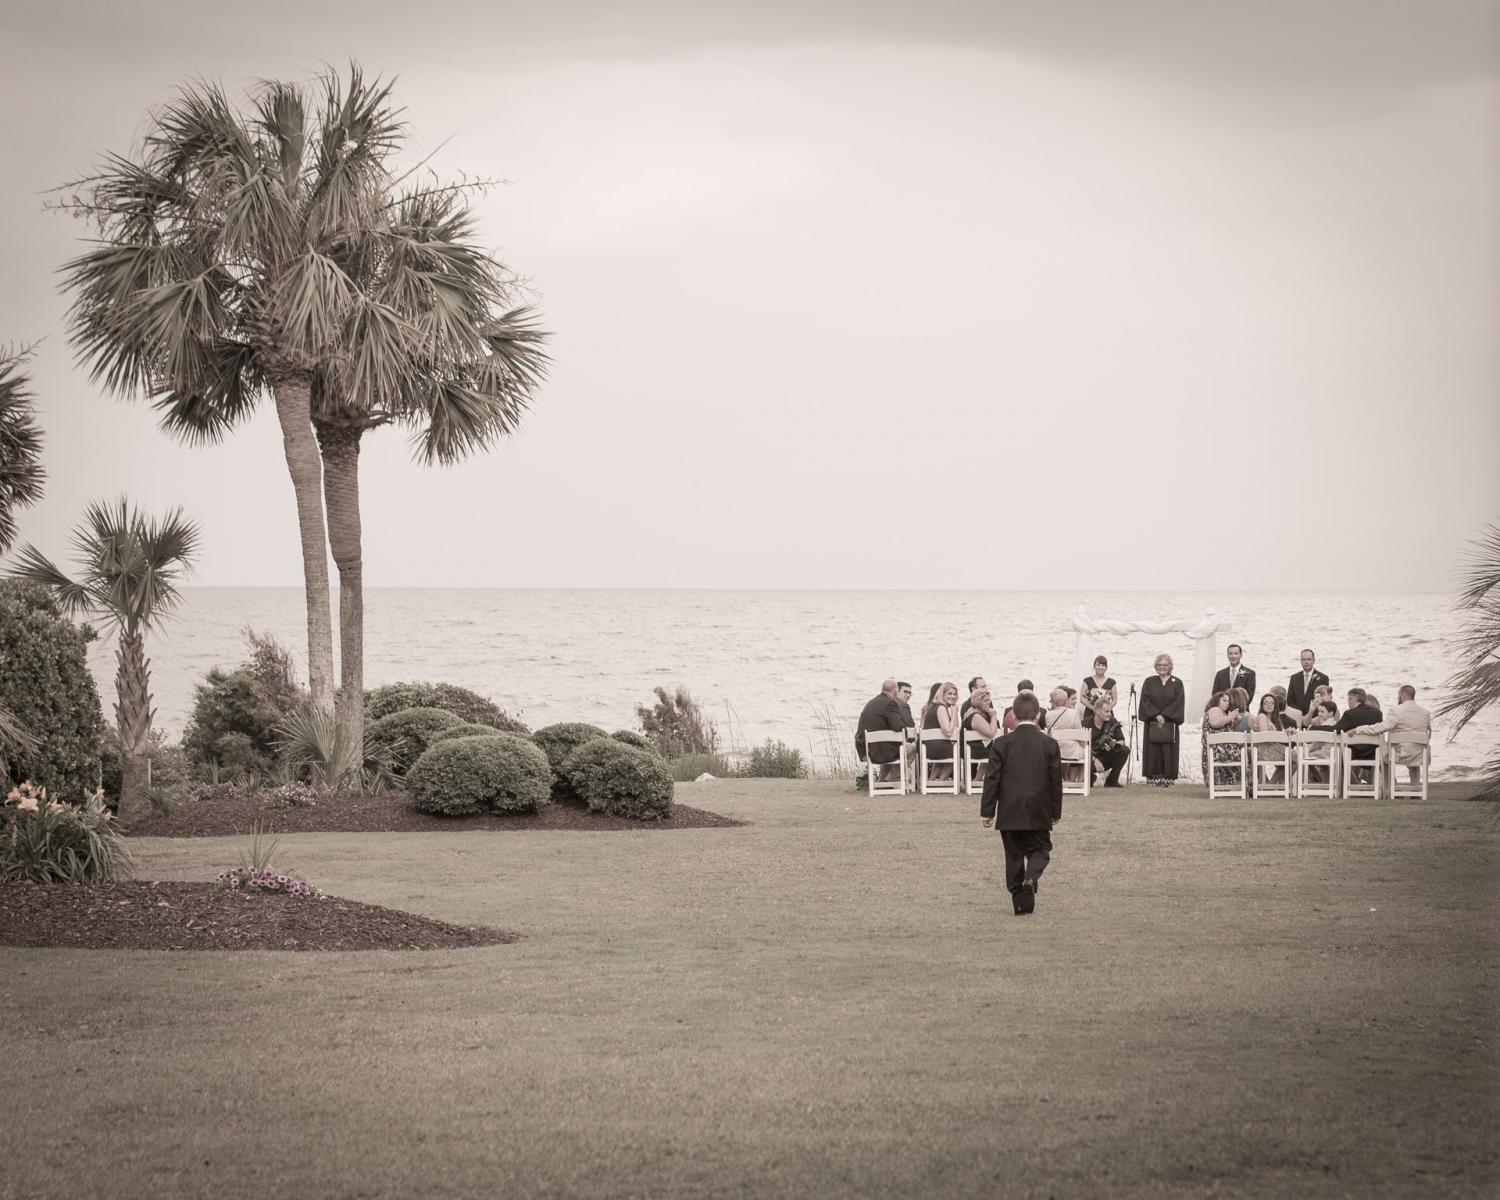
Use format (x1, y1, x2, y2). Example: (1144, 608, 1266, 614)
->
(1127, 681, 1138, 785)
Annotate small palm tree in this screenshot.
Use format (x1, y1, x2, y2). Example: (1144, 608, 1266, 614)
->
(11, 499, 199, 822)
(56, 67, 410, 716)
(1438, 522, 1500, 799)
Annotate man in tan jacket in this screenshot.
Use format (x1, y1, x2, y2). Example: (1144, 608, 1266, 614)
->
(1362, 685, 1433, 786)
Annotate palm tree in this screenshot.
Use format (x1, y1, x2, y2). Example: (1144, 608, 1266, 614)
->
(309, 183, 549, 752)
(56, 67, 411, 716)
(1437, 522, 1500, 799)
(11, 499, 199, 822)
(0, 344, 46, 765)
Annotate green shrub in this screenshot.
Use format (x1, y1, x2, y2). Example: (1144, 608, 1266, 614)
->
(366, 707, 464, 778)
(1, 781, 132, 883)
(363, 682, 527, 733)
(635, 686, 719, 758)
(610, 729, 655, 752)
(742, 739, 807, 779)
(406, 734, 552, 816)
(430, 722, 518, 746)
(532, 723, 608, 777)
(0, 581, 105, 801)
(668, 752, 732, 782)
(563, 739, 675, 821)
(182, 629, 306, 780)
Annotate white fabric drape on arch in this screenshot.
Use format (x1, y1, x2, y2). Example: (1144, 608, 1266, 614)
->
(1067, 613, 1231, 716)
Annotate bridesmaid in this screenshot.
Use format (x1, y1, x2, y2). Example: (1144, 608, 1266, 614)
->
(1139, 653, 1185, 783)
(1081, 655, 1117, 725)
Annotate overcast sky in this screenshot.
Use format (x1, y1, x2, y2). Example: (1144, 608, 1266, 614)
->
(2, 0, 1496, 589)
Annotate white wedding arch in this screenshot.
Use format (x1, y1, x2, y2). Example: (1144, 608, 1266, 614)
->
(1065, 612, 1233, 717)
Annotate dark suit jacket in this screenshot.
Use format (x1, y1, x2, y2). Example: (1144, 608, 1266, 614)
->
(980, 723, 1062, 831)
(855, 694, 906, 764)
(1212, 665, 1257, 703)
(897, 700, 915, 729)
(1336, 704, 1382, 759)
(1287, 670, 1331, 714)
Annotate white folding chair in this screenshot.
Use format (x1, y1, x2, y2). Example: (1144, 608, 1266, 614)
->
(1295, 730, 1339, 798)
(917, 728, 958, 795)
(1249, 731, 1294, 798)
(864, 730, 907, 796)
(1205, 731, 1248, 799)
(1387, 733, 1431, 801)
(1341, 733, 1384, 800)
(961, 732, 989, 795)
(1050, 728, 1092, 797)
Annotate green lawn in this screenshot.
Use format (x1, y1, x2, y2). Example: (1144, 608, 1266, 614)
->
(3, 780, 1496, 1199)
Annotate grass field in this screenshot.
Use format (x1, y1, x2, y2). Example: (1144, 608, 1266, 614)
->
(3, 780, 1496, 1199)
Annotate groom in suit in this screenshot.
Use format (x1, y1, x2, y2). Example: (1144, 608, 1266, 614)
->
(1212, 644, 1256, 705)
(1287, 649, 1331, 717)
(980, 691, 1063, 916)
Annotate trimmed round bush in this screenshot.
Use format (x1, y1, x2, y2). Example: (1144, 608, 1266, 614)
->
(430, 722, 521, 746)
(364, 682, 528, 733)
(609, 729, 654, 753)
(532, 723, 608, 776)
(406, 734, 552, 816)
(562, 739, 675, 821)
(367, 707, 463, 777)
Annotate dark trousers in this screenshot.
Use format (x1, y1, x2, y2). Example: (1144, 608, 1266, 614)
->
(1000, 828, 1053, 895)
(1092, 745, 1129, 786)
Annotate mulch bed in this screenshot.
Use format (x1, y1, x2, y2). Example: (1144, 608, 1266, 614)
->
(0, 882, 516, 952)
(125, 791, 746, 839)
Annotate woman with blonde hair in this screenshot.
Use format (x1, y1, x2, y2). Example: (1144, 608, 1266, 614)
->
(1139, 652, 1186, 783)
(921, 682, 960, 781)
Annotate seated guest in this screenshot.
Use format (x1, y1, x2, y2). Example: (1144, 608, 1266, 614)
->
(1089, 700, 1130, 787)
(921, 682, 960, 781)
(1303, 699, 1340, 784)
(1201, 691, 1244, 790)
(960, 676, 987, 724)
(895, 682, 916, 730)
(1002, 680, 1037, 732)
(1063, 686, 1079, 712)
(1366, 694, 1382, 714)
(1292, 683, 1331, 726)
(1229, 687, 1253, 731)
(1362, 685, 1433, 786)
(1335, 688, 1384, 783)
(855, 679, 908, 784)
(1250, 692, 1291, 785)
(1045, 686, 1086, 784)
(1081, 656, 1117, 725)
(965, 687, 1000, 783)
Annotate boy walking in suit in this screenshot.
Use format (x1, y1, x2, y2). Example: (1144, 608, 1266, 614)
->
(981, 691, 1063, 916)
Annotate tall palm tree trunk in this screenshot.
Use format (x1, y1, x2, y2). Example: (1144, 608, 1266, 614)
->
(270, 375, 336, 715)
(317, 421, 365, 760)
(115, 630, 152, 824)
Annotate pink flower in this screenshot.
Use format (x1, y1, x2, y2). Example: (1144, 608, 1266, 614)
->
(16, 794, 38, 813)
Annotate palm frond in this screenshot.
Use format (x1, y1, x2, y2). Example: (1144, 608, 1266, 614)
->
(1438, 523, 1500, 748)
(1456, 523, 1500, 608)
(0, 343, 46, 555)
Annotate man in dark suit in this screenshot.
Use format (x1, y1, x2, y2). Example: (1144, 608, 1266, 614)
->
(1212, 644, 1256, 705)
(895, 681, 916, 730)
(980, 690, 1063, 916)
(855, 679, 907, 783)
(1335, 688, 1383, 782)
(1287, 649, 1331, 717)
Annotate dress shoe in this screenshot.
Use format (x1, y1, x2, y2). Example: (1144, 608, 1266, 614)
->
(1018, 880, 1036, 915)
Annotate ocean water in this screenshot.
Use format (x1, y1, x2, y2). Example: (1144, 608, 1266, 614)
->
(87, 588, 1492, 782)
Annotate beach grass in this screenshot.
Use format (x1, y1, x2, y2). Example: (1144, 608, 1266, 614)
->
(3, 780, 1496, 1199)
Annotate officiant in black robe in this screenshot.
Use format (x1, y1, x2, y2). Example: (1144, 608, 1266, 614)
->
(1139, 653, 1186, 781)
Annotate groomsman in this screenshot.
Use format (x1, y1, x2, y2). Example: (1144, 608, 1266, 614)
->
(980, 691, 1063, 916)
(1287, 649, 1331, 717)
(1212, 644, 1256, 705)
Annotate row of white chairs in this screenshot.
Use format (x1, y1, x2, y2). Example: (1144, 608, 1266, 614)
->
(864, 727, 1096, 798)
(1203, 729, 1431, 801)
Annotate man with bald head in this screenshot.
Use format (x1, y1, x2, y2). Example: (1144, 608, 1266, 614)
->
(855, 678, 908, 784)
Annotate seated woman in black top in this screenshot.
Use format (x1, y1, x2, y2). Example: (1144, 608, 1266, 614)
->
(921, 682, 960, 780)
(1081, 656, 1117, 725)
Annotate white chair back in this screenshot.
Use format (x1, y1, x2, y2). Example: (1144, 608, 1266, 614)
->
(1341, 732, 1385, 800)
(1050, 728, 1092, 796)
(864, 730, 907, 796)
(1387, 732, 1431, 801)
(1249, 730, 1294, 798)
(917, 728, 958, 796)
(1294, 730, 1339, 798)
(1205, 731, 1248, 800)
(961, 732, 989, 795)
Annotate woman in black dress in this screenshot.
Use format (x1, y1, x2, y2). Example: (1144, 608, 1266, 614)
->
(1081, 655, 1117, 725)
(1139, 652, 1186, 782)
(921, 682, 959, 781)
